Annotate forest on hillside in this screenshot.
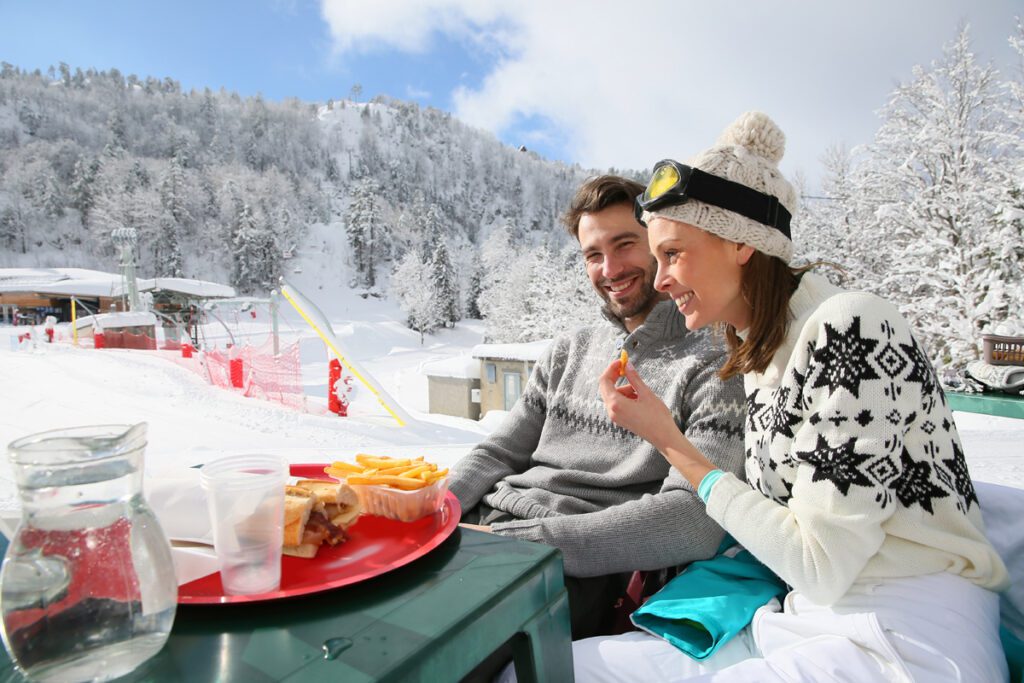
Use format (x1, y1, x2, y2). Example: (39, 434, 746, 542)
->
(1, 23, 1022, 367)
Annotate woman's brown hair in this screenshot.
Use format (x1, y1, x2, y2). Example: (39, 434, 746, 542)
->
(718, 252, 820, 380)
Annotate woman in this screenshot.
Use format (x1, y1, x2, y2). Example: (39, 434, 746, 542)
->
(579, 112, 1009, 681)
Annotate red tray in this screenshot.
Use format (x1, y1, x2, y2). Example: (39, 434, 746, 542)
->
(178, 463, 461, 605)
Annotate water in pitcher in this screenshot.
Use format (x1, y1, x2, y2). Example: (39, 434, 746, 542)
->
(1, 424, 177, 682)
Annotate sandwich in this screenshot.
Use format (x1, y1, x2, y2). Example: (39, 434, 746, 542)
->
(282, 480, 361, 558)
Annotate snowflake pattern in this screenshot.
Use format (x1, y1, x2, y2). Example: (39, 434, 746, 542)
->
(742, 301, 979, 523)
(942, 441, 978, 511)
(796, 434, 874, 495)
(889, 448, 949, 514)
(810, 317, 880, 398)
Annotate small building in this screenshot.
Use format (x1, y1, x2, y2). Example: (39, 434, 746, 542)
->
(423, 356, 482, 420)
(0, 267, 124, 324)
(472, 341, 551, 417)
(0, 268, 235, 343)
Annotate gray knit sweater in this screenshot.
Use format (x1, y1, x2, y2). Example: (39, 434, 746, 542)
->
(449, 300, 746, 577)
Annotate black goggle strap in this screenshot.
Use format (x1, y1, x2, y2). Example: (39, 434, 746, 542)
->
(641, 166, 792, 239)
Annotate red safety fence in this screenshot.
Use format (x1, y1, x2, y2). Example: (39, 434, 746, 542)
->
(44, 325, 306, 412)
(203, 338, 305, 411)
(94, 328, 158, 350)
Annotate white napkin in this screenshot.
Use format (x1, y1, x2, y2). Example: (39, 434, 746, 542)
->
(143, 466, 213, 544)
(143, 467, 222, 586)
(170, 544, 220, 586)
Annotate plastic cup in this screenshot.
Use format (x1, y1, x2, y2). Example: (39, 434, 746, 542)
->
(199, 455, 288, 595)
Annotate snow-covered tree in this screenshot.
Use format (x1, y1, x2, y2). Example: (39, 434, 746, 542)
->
(464, 264, 483, 319)
(345, 177, 390, 288)
(429, 238, 460, 327)
(230, 202, 276, 293)
(857, 25, 1018, 367)
(391, 251, 438, 343)
(477, 225, 535, 342)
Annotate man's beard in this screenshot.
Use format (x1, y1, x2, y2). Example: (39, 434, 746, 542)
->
(598, 266, 659, 321)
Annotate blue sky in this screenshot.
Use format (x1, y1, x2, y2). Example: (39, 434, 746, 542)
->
(1, 0, 1020, 184)
(0, 2, 489, 110)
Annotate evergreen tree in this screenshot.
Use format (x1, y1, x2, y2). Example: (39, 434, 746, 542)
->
(464, 264, 483, 319)
(345, 177, 390, 288)
(159, 153, 190, 224)
(231, 202, 263, 292)
(155, 212, 184, 277)
(429, 238, 460, 327)
(70, 156, 101, 225)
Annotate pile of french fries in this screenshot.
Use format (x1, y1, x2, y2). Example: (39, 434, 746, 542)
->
(324, 454, 448, 490)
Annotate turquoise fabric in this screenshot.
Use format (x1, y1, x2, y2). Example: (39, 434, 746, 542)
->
(631, 546, 787, 661)
(697, 469, 725, 503)
(1004, 625, 1024, 683)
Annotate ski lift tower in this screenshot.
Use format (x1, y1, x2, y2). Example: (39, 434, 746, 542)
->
(111, 227, 141, 312)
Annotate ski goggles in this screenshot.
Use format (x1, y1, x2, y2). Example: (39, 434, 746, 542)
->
(634, 159, 791, 238)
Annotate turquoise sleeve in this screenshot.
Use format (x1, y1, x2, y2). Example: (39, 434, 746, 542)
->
(697, 469, 725, 503)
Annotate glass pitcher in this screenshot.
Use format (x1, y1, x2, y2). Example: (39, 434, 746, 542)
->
(1, 424, 177, 682)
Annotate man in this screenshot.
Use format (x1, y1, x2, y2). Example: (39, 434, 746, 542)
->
(450, 175, 746, 639)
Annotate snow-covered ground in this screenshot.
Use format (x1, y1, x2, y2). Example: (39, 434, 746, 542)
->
(0, 284, 1021, 519)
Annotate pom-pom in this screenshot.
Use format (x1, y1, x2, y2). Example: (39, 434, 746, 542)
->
(718, 111, 785, 164)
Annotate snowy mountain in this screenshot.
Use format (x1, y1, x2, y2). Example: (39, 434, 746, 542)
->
(0, 64, 607, 342)
(2, 24, 1023, 364)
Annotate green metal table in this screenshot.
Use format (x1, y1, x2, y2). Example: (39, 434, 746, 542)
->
(0, 528, 574, 682)
(946, 391, 1024, 420)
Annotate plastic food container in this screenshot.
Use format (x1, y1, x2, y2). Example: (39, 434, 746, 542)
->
(982, 334, 1024, 366)
(349, 477, 449, 522)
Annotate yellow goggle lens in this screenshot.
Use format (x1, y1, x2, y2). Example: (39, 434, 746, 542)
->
(646, 165, 680, 201)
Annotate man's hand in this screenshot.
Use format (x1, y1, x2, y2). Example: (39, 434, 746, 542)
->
(459, 523, 493, 533)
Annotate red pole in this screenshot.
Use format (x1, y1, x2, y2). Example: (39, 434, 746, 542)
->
(230, 358, 244, 388)
(328, 358, 342, 415)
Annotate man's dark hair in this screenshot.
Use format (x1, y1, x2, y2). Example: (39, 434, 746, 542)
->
(561, 175, 645, 240)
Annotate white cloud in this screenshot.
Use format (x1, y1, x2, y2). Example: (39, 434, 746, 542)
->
(319, 0, 1020, 185)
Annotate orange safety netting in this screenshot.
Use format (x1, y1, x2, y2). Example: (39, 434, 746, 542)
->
(203, 338, 305, 411)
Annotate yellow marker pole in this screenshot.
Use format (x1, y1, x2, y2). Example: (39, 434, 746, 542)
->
(279, 286, 406, 428)
(71, 297, 78, 346)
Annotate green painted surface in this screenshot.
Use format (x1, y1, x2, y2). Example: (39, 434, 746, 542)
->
(0, 528, 574, 682)
(946, 391, 1024, 420)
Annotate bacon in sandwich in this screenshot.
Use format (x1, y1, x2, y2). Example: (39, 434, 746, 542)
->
(282, 480, 361, 558)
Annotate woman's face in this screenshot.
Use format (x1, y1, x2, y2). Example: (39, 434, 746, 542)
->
(647, 216, 754, 331)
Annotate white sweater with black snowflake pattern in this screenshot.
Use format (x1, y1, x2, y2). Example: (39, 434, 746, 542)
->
(706, 273, 1009, 605)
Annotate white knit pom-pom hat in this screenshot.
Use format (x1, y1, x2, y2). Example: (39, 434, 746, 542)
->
(642, 111, 797, 263)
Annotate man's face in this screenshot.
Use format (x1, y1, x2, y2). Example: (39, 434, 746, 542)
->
(577, 202, 660, 327)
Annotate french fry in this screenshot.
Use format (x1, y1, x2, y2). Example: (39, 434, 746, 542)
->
(377, 464, 412, 475)
(324, 465, 379, 479)
(425, 468, 448, 483)
(326, 454, 448, 491)
(346, 474, 429, 490)
(399, 464, 432, 479)
(356, 454, 412, 469)
(328, 460, 364, 473)
(619, 349, 628, 377)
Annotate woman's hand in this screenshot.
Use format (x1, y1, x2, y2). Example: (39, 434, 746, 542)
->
(598, 358, 679, 448)
(599, 358, 717, 489)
